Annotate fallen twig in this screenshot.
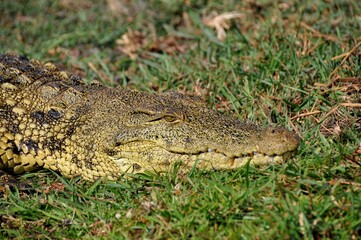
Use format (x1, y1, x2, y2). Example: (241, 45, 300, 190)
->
(291, 111, 321, 120)
(329, 41, 361, 78)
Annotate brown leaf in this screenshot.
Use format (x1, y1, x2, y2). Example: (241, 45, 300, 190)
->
(89, 220, 113, 237)
(203, 12, 245, 41)
(149, 35, 188, 54)
(107, 0, 129, 16)
(116, 30, 147, 59)
(60, 0, 93, 10)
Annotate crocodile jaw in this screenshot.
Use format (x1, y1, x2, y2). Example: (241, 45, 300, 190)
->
(110, 145, 297, 173)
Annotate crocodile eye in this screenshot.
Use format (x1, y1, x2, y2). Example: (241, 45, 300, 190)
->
(163, 115, 177, 122)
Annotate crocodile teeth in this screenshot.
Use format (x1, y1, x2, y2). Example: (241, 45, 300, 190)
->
(232, 153, 285, 167)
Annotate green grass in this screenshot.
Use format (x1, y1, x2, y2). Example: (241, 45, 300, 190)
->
(1, 0, 360, 239)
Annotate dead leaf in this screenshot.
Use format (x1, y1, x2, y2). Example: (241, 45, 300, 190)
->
(203, 12, 245, 41)
(43, 182, 66, 194)
(89, 220, 113, 237)
(107, 0, 129, 16)
(116, 30, 147, 59)
(149, 35, 188, 54)
(60, 0, 93, 10)
(125, 208, 134, 218)
(117, 30, 191, 58)
(320, 107, 359, 137)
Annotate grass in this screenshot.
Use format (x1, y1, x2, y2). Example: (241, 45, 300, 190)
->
(0, 0, 360, 239)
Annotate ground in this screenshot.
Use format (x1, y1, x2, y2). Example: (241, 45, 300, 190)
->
(0, 0, 360, 239)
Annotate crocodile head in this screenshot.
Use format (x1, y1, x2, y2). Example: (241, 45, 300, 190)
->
(99, 91, 299, 173)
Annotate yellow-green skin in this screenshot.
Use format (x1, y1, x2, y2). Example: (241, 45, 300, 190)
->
(0, 53, 299, 181)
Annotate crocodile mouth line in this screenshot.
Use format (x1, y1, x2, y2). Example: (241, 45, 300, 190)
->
(111, 144, 297, 171)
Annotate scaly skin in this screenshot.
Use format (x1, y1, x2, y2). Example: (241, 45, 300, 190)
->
(0, 53, 299, 181)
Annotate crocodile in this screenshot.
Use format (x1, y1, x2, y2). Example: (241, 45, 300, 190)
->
(0, 53, 299, 181)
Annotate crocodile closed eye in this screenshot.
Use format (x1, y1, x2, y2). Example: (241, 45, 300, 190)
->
(163, 115, 177, 122)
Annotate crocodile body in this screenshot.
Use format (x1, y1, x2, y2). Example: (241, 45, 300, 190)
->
(0, 53, 299, 180)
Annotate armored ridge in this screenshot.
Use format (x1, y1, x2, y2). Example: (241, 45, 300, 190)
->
(0, 53, 299, 181)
